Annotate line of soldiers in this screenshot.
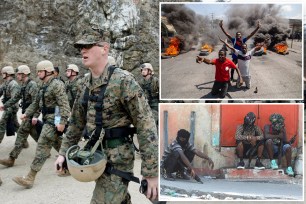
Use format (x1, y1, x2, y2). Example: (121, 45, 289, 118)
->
(0, 58, 159, 193)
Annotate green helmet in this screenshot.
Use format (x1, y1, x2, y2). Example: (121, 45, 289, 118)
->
(17, 65, 31, 75)
(36, 60, 54, 72)
(66, 145, 107, 182)
(1, 66, 15, 75)
(66, 64, 79, 73)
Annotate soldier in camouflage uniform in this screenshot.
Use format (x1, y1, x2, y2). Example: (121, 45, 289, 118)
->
(139, 63, 159, 125)
(0, 66, 20, 143)
(0, 65, 41, 167)
(12, 60, 70, 189)
(55, 29, 158, 203)
(65, 64, 81, 109)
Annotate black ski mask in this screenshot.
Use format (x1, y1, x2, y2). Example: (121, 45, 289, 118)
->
(176, 129, 190, 148)
(243, 112, 256, 132)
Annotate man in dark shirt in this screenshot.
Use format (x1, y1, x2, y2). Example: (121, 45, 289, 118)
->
(160, 129, 214, 183)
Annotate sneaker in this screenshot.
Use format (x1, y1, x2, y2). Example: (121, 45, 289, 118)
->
(270, 159, 278, 170)
(176, 171, 191, 180)
(237, 160, 245, 169)
(286, 166, 294, 177)
(254, 160, 265, 170)
(162, 171, 175, 181)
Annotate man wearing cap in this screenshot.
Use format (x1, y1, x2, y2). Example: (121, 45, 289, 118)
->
(55, 28, 158, 203)
(65, 64, 81, 109)
(264, 113, 294, 176)
(0, 65, 41, 168)
(54, 66, 65, 83)
(12, 60, 70, 188)
(139, 63, 159, 125)
(0, 66, 20, 143)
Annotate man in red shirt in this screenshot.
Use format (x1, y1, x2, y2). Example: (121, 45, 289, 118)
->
(197, 49, 243, 98)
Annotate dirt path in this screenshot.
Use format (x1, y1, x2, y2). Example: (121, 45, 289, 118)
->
(0, 120, 152, 204)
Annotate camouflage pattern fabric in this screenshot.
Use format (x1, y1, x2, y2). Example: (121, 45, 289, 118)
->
(25, 76, 70, 172)
(60, 65, 158, 203)
(10, 119, 40, 159)
(0, 79, 21, 142)
(91, 173, 131, 204)
(30, 123, 62, 171)
(25, 76, 70, 125)
(65, 76, 82, 109)
(139, 75, 159, 124)
(9, 79, 40, 159)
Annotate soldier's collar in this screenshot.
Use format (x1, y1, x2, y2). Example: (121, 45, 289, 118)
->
(87, 64, 112, 89)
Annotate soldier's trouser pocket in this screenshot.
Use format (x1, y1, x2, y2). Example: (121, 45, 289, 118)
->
(106, 143, 134, 166)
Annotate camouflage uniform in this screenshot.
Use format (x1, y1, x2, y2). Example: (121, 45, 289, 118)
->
(65, 76, 81, 109)
(60, 65, 158, 204)
(8, 79, 40, 159)
(0, 79, 21, 143)
(25, 76, 70, 172)
(139, 75, 159, 124)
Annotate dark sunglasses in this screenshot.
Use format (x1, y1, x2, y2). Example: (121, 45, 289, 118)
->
(77, 43, 104, 51)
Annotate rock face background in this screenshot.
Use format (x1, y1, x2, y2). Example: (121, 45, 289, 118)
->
(0, 0, 159, 80)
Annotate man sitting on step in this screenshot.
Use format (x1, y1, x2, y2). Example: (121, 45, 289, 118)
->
(264, 113, 294, 176)
(235, 112, 265, 170)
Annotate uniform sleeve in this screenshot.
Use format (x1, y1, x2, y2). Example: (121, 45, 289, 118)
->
(153, 77, 159, 95)
(120, 74, 158, 177)
(25, 89, 40, 118)
(28, 82, 41, 118)
(3, 82, 21, 112)
(59, 82, 86, 156)
(53, 80, 71, 125)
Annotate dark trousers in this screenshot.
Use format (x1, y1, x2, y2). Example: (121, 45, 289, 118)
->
(212, 81, 229, 98)
(163, 149, 195, 174)
(231, 58, 238, 80)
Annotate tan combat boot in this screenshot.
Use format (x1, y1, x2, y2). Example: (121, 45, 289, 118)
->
(12, 169, 37, 189)
(0, 157, 15, 167)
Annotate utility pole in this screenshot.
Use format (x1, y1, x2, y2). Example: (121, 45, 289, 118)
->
(211, 13, 214, 29)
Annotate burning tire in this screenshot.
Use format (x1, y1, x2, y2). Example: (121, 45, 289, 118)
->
(199, 50, 210, 56)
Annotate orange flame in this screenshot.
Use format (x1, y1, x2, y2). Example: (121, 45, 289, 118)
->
(165, 37, 180, 56)
(201, 44, 213, 53)
(274, 43, 288, 54)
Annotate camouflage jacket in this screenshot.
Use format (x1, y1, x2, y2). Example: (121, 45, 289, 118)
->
(139, 75, 159, 109)
(25, 76, 70, 125)
(0, 78, 21, 114)
(60, 65, 158, 177)
(65, 76, 82, 109)
(2, 79, 39, 117)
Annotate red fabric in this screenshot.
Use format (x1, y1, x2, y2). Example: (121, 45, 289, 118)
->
(212, 58, 236, 82)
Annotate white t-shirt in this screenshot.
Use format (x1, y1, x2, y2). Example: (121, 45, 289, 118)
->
(234, 48, 256, 77)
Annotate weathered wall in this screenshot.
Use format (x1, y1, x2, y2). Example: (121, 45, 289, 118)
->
(0, 0, 159, 81)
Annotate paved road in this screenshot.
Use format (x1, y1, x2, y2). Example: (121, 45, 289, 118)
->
(161, 41, 302, 100)
(160, 175, 303, 201)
